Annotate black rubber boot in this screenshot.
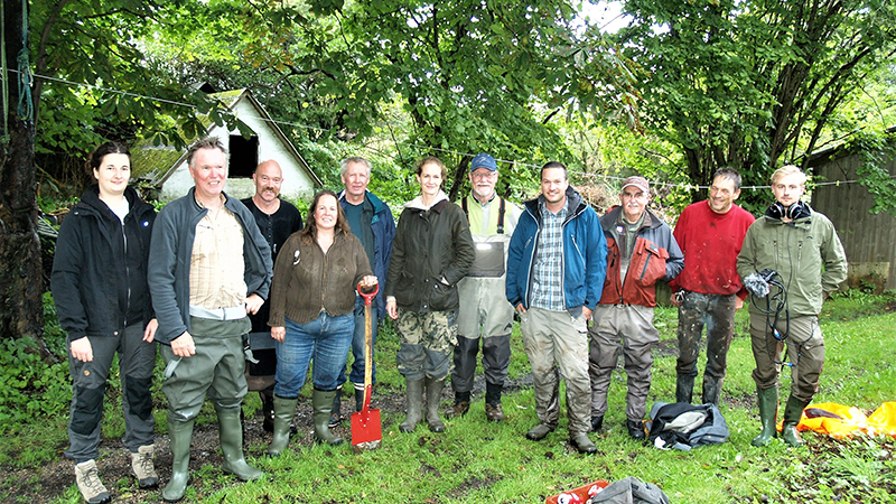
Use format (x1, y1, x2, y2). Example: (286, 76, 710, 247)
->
(675, 374, 695, 404)
(702, 376, 724, 406)
(260, 389, 275, 433)
(425, 377, 446, 433)
(751, 387, 778, 447)
(400, 378, 424, 433)
(312, 388, 343, 445)
(267, 395, 297, 457)
(354, 386, 365, 412)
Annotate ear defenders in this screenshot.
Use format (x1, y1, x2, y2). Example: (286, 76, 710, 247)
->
(768, 200, 809, 220)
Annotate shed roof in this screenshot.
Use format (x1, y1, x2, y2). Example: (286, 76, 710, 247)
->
(130, 89, 321, 187)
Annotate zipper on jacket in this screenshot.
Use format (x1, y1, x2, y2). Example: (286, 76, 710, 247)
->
(122, 221, 131, 329)
(321, 248, 329, 309)
(639, 252, 652, 282)
(772, 239, 779, 272)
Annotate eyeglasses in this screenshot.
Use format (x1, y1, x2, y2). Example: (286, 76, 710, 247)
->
(471, 171, 497, 180)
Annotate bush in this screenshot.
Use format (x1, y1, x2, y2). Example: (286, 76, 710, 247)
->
(0, 293, 71, 433)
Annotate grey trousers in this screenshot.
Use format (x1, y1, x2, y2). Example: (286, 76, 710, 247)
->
(589, 304, 659, 422)
(520, 307, 591, 436)
(66, 323, 156, 462)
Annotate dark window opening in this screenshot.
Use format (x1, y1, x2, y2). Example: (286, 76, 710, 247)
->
(229, 135, 258, 178)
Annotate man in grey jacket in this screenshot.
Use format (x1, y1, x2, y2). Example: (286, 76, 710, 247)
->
(148, 138, 272, 502)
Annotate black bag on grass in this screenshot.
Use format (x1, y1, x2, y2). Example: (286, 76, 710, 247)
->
(645, 401, 729, 451)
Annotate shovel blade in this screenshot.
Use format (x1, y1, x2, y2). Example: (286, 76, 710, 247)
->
(351, 408, 382, 448)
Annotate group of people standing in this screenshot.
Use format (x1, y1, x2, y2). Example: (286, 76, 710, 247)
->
(51, 137, 846, 504)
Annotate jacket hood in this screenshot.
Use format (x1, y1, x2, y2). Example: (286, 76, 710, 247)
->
(405, 190, 449, 211)
(523, 185, 588, 223)
(75, 184, 153, 221)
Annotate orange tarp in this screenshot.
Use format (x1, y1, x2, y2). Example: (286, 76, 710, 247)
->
(792, 401, 896, 438)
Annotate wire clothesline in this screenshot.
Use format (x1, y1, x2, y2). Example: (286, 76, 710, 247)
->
(24, 70, 870, 192)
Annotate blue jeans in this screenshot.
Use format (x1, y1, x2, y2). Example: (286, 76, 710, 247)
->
(274, 313, 353, 398)
(337, 296, 379, 388)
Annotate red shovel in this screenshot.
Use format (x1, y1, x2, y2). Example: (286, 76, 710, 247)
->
(351, 283, 382, 452)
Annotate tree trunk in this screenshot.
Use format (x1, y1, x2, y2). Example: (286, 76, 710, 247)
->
(1, 0, 43, 344)
(447, 155, 471, 202)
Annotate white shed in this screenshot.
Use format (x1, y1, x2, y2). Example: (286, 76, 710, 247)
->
(132, 88, 322, 202)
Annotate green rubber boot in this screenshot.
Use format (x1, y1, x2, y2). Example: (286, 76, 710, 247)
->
(312, 388, 343, 445)
(268, 395, 297, 457)
(215, 406, 263, 481)
(751, 387, 778, 447)
(399, 378, 424, 433)
(782, 394, 808, 448)
(425, 377, 446, 433)
(161, 417, 194, 502)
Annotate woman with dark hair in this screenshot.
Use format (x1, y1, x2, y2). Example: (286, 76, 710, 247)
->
(267, 190, 377, 454)
(51, 141, 159, 504)
(386, 156, 475, 433)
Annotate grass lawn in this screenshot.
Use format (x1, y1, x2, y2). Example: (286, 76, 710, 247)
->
(2, 291, 895, 503)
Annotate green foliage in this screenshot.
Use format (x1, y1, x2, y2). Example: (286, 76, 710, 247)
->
(30, 0, 246, 189)
(842, 129, 896, 215)
(616, 0, 896, 207)
(0, 331, 70, 433)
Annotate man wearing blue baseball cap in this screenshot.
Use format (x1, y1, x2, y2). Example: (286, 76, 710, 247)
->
(451, 153, 522, 422)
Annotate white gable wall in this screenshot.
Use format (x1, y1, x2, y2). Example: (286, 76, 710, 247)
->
(160, 96, 318, 204)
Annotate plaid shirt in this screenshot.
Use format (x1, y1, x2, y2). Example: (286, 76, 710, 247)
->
(530, 199, 567, 310)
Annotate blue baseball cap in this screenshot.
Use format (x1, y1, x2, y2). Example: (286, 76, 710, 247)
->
(470, 153, 497, 172)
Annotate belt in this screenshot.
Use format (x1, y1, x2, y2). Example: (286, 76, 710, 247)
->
(189, 305, 246, 320)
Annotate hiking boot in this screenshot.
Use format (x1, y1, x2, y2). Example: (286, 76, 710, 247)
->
(525, 423, 555, 441)
(627, 420, 646, 440)
(485, 403, 505, 422)
(569, 433, 597, 455)
(130, 445, 159, 488)
(450, 401, 470, 419)
(75, 459, 111, 504)
(591, 415, 604, 432)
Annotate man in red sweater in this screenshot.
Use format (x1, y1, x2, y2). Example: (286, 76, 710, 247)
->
(670, 167, 755, 406)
